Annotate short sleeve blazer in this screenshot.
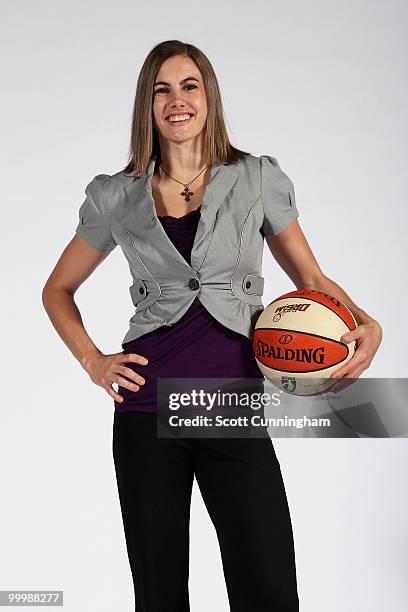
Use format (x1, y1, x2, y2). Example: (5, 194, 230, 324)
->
(75, 153, 300, 343)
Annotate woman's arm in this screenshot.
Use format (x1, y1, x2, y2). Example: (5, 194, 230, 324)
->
(42, 234, 110, 369)
(41, 235, 148, 402)
(265, 219, 383, 380)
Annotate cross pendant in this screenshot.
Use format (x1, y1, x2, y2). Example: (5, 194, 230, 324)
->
(181, 185, 194, 202)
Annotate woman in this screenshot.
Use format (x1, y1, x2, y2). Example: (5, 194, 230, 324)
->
(42, 40, 382, 611)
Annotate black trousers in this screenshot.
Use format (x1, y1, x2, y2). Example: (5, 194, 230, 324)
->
(112, 410, 299, 611)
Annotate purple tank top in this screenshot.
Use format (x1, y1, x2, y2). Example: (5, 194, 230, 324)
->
(114, 206, 262, 413)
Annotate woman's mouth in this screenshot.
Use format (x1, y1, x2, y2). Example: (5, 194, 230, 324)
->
(166, 113, 194, 126)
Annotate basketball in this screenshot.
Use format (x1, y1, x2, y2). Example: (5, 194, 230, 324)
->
(252, 289, 358, 395)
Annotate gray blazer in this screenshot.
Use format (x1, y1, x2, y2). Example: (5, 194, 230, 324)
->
(75, 153, 299, 345)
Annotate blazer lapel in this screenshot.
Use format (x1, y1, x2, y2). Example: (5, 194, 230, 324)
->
(118, 156, 240, 274)
(191, 161, 239, 272)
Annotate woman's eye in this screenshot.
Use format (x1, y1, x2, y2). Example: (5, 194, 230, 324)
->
(155, 84, 197, 95)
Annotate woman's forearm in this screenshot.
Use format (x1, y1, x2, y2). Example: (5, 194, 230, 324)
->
(41, 286, 103, 371)
(302, 274, 381, 329)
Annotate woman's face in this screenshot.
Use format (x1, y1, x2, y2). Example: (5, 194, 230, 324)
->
(152, 55, 208, 145)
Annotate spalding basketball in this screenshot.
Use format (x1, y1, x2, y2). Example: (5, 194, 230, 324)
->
(252, 289, 358, 395)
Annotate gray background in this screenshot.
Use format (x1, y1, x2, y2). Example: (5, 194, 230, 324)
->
(1, 1, 407, 610)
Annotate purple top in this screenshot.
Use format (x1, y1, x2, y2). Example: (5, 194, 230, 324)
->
(114, 205, 262, 413)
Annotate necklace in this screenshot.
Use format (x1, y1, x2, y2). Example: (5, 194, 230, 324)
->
(159, 164, 208, 202)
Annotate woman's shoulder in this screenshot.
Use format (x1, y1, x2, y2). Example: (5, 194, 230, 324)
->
(237, 152, 282, 176)
(233, 153, 287, 192)
(105, 169, 144, 207)
(109, 168, 141, 185)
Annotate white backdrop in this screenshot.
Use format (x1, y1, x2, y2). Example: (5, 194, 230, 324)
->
(1, 1, 407, 610)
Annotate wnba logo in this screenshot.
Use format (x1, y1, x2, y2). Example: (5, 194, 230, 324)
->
(278, 334, 293, 344)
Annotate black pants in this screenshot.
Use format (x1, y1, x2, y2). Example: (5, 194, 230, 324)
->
(112, 410, 299, 611)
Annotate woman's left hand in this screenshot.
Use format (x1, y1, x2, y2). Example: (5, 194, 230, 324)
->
(329, 320, 383, 393)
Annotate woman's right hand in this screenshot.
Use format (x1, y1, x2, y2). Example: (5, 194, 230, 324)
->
(84, 352, 149, 403)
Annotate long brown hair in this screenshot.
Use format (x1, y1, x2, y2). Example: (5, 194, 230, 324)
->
(122, 40, 250, 177)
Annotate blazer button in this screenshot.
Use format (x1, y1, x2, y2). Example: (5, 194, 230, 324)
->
(245, 280, 252, 289)
(139, 287, 145, 295)
(188, 278, 200, 290)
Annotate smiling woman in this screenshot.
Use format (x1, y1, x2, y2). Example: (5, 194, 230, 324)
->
(151, 57, 209, 166)
(42, 38, 381, 612)
(108, 45, 302, 607)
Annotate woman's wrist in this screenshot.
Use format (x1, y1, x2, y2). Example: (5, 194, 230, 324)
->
(80, 348, 103, 372)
